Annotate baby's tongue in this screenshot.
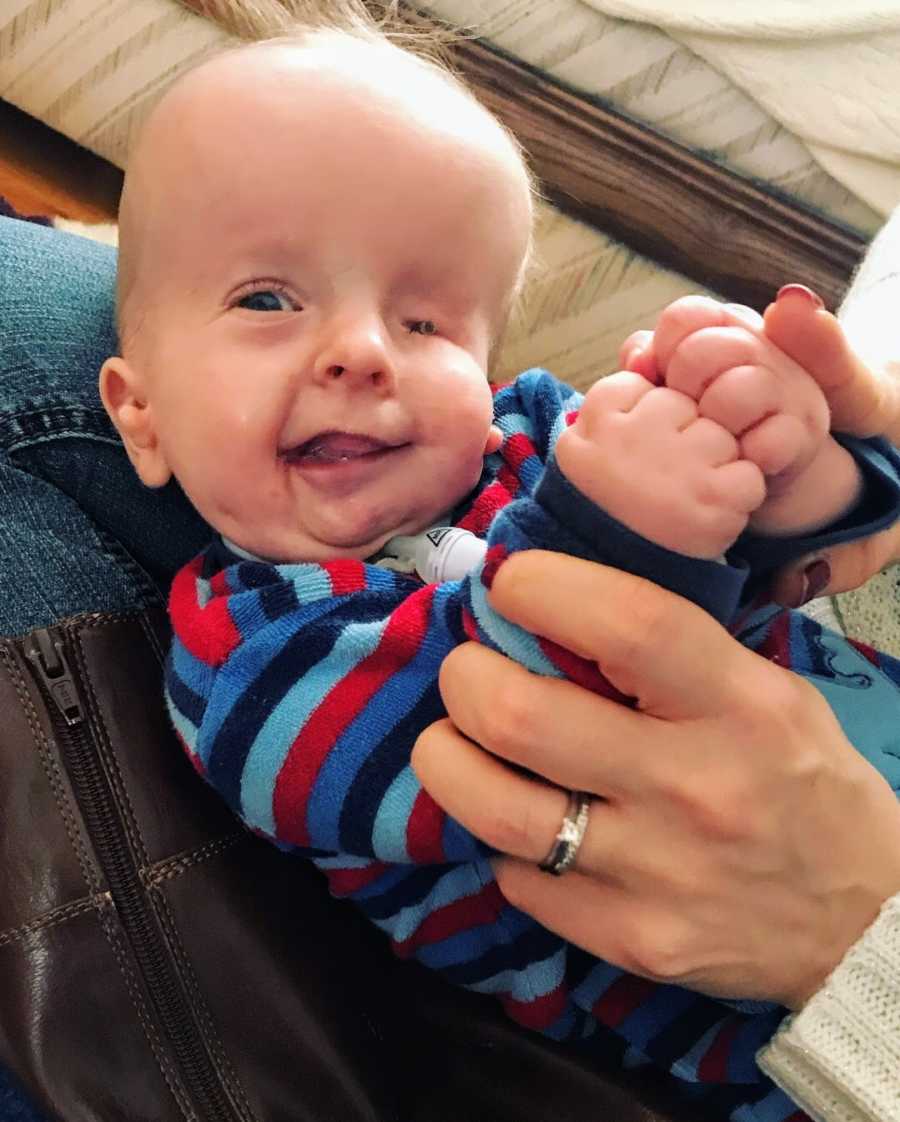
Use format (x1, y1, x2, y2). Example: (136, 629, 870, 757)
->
(297, 433, 385, 462)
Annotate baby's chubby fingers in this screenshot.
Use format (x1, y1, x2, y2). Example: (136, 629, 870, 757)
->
(710, 459, 767, 515)
(627, 385, 699, 431)
(664, 327, 768, 403)
(740, 413, 812, 479)
(652, 296, 763, 372)
(574, 370, 655, 437)
(679, 416, 741, 467)
(619, 330, 659, 382)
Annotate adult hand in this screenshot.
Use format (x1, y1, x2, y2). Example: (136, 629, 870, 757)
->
(763, 287, 900, 604)
(412, 552, 900, 1010)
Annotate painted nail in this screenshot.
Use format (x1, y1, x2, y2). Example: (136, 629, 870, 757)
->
(776, 284, 825, 310)
(801, 558, 832, 604)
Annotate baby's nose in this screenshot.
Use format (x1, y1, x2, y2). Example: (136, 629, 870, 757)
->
(315, 322, 396, 390)
(324, 362, 389, 387)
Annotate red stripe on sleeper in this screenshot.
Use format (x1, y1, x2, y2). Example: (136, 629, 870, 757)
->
(503, 983, 567, 1031)
(208, 569, 231, 597)
(325, 559, 368, 596)
(407, 789, 447, 864)
(325, 861, 390, 897)
(393, 880, 506, 958)
(502, 432, 538, 475)
(273, 586, 436, 846)
(495, 463, 521, 499)
(697, 1016, 743, 1083)
(592, 974, 658, 1028)
(170, 557, 241, 667)
(458, 480, 514, 535)
(849, 638, 880, 668)
(538, 636, 631, 703)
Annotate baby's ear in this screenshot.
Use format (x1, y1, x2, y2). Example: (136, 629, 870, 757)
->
(99, 357, 172, 488)
(484, 424, 503, 455)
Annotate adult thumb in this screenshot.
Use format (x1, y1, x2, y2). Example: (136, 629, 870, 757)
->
(772, 523, 900, 606)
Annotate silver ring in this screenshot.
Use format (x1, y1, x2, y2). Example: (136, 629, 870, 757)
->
(539, 790, 591, 876)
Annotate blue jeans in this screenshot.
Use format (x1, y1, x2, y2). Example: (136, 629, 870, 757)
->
(0, 216, 209, 637)
(0, 216, 208, 1116)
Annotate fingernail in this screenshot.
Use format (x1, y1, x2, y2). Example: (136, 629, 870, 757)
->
(800, 558, 832, 604)
(776, 284, 825, 310)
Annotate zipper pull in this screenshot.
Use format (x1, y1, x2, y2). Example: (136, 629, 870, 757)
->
(26, 629, 84, 726)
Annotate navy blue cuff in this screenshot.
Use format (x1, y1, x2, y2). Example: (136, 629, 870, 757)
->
(734, 435, 900, 582)
(532, 458, 748, 624)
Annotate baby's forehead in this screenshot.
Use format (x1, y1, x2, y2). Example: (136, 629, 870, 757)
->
(118, 34, 532, 345)
(150, 35, 500, 154)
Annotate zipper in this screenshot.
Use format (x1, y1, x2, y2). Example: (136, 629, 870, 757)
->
(25, 625, 239, 1122)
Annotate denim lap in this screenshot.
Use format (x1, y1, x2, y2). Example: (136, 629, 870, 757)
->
(0, 216, 209, 636)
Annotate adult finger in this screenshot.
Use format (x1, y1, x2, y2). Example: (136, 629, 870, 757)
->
(434, 643, 651, 796)
(412, 717, 575, 862)
(772, 522, 900, 606)
(413, 715, 662, 882)
(488, 552, 753, 720)
(492, 859, 662, 979)
(764, 289, 900, 443)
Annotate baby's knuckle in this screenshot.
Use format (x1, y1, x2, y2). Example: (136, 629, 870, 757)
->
(657, 294, 718, 330)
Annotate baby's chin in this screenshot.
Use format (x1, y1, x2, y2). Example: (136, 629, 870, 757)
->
(241, 515, 440, 565)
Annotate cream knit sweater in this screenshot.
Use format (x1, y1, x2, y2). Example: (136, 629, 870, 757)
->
(759, 207, 900, 1121)
(759, 895, 900, 1122)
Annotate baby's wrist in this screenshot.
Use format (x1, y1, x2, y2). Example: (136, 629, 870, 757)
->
(748, 438, 863, 537)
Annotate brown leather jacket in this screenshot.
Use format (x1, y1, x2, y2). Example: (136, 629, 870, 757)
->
(0, 608, 690, 1121)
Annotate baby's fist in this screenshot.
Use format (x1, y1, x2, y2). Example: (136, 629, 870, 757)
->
(652, 296, 831, 491)
(556, 372, 766, 558)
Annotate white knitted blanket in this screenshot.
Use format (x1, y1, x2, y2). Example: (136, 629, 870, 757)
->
(586, 0, 900, 218)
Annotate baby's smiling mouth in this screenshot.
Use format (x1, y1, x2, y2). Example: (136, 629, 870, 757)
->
(281, 430, 408, 465)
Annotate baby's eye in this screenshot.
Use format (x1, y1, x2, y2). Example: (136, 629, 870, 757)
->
(407, 319, 438, 336)
(235, 289, 295, 313)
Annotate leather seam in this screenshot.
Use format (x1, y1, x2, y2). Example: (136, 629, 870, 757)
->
(74, 615, 255, 1121)
(139, 609, 167, 665)
(2, 637, 197, 1119)
(92, 894, 200, 1121)
(0, 645, 104, 897)
(0, 893, 110, 948)
(62, 623, 203, 1118)
(70, 626, 152, 867)
(143, 833, 247, 888)
(150, 886, 260, 1122)
(138, 610, 258, 1122)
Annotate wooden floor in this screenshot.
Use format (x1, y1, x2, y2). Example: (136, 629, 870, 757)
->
(0, 98, 122, 222)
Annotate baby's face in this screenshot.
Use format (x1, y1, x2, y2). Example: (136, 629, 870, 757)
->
(106, 45, 531, 562)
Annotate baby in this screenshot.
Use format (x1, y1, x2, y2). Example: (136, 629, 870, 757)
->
(100, 21, 900, 1122)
